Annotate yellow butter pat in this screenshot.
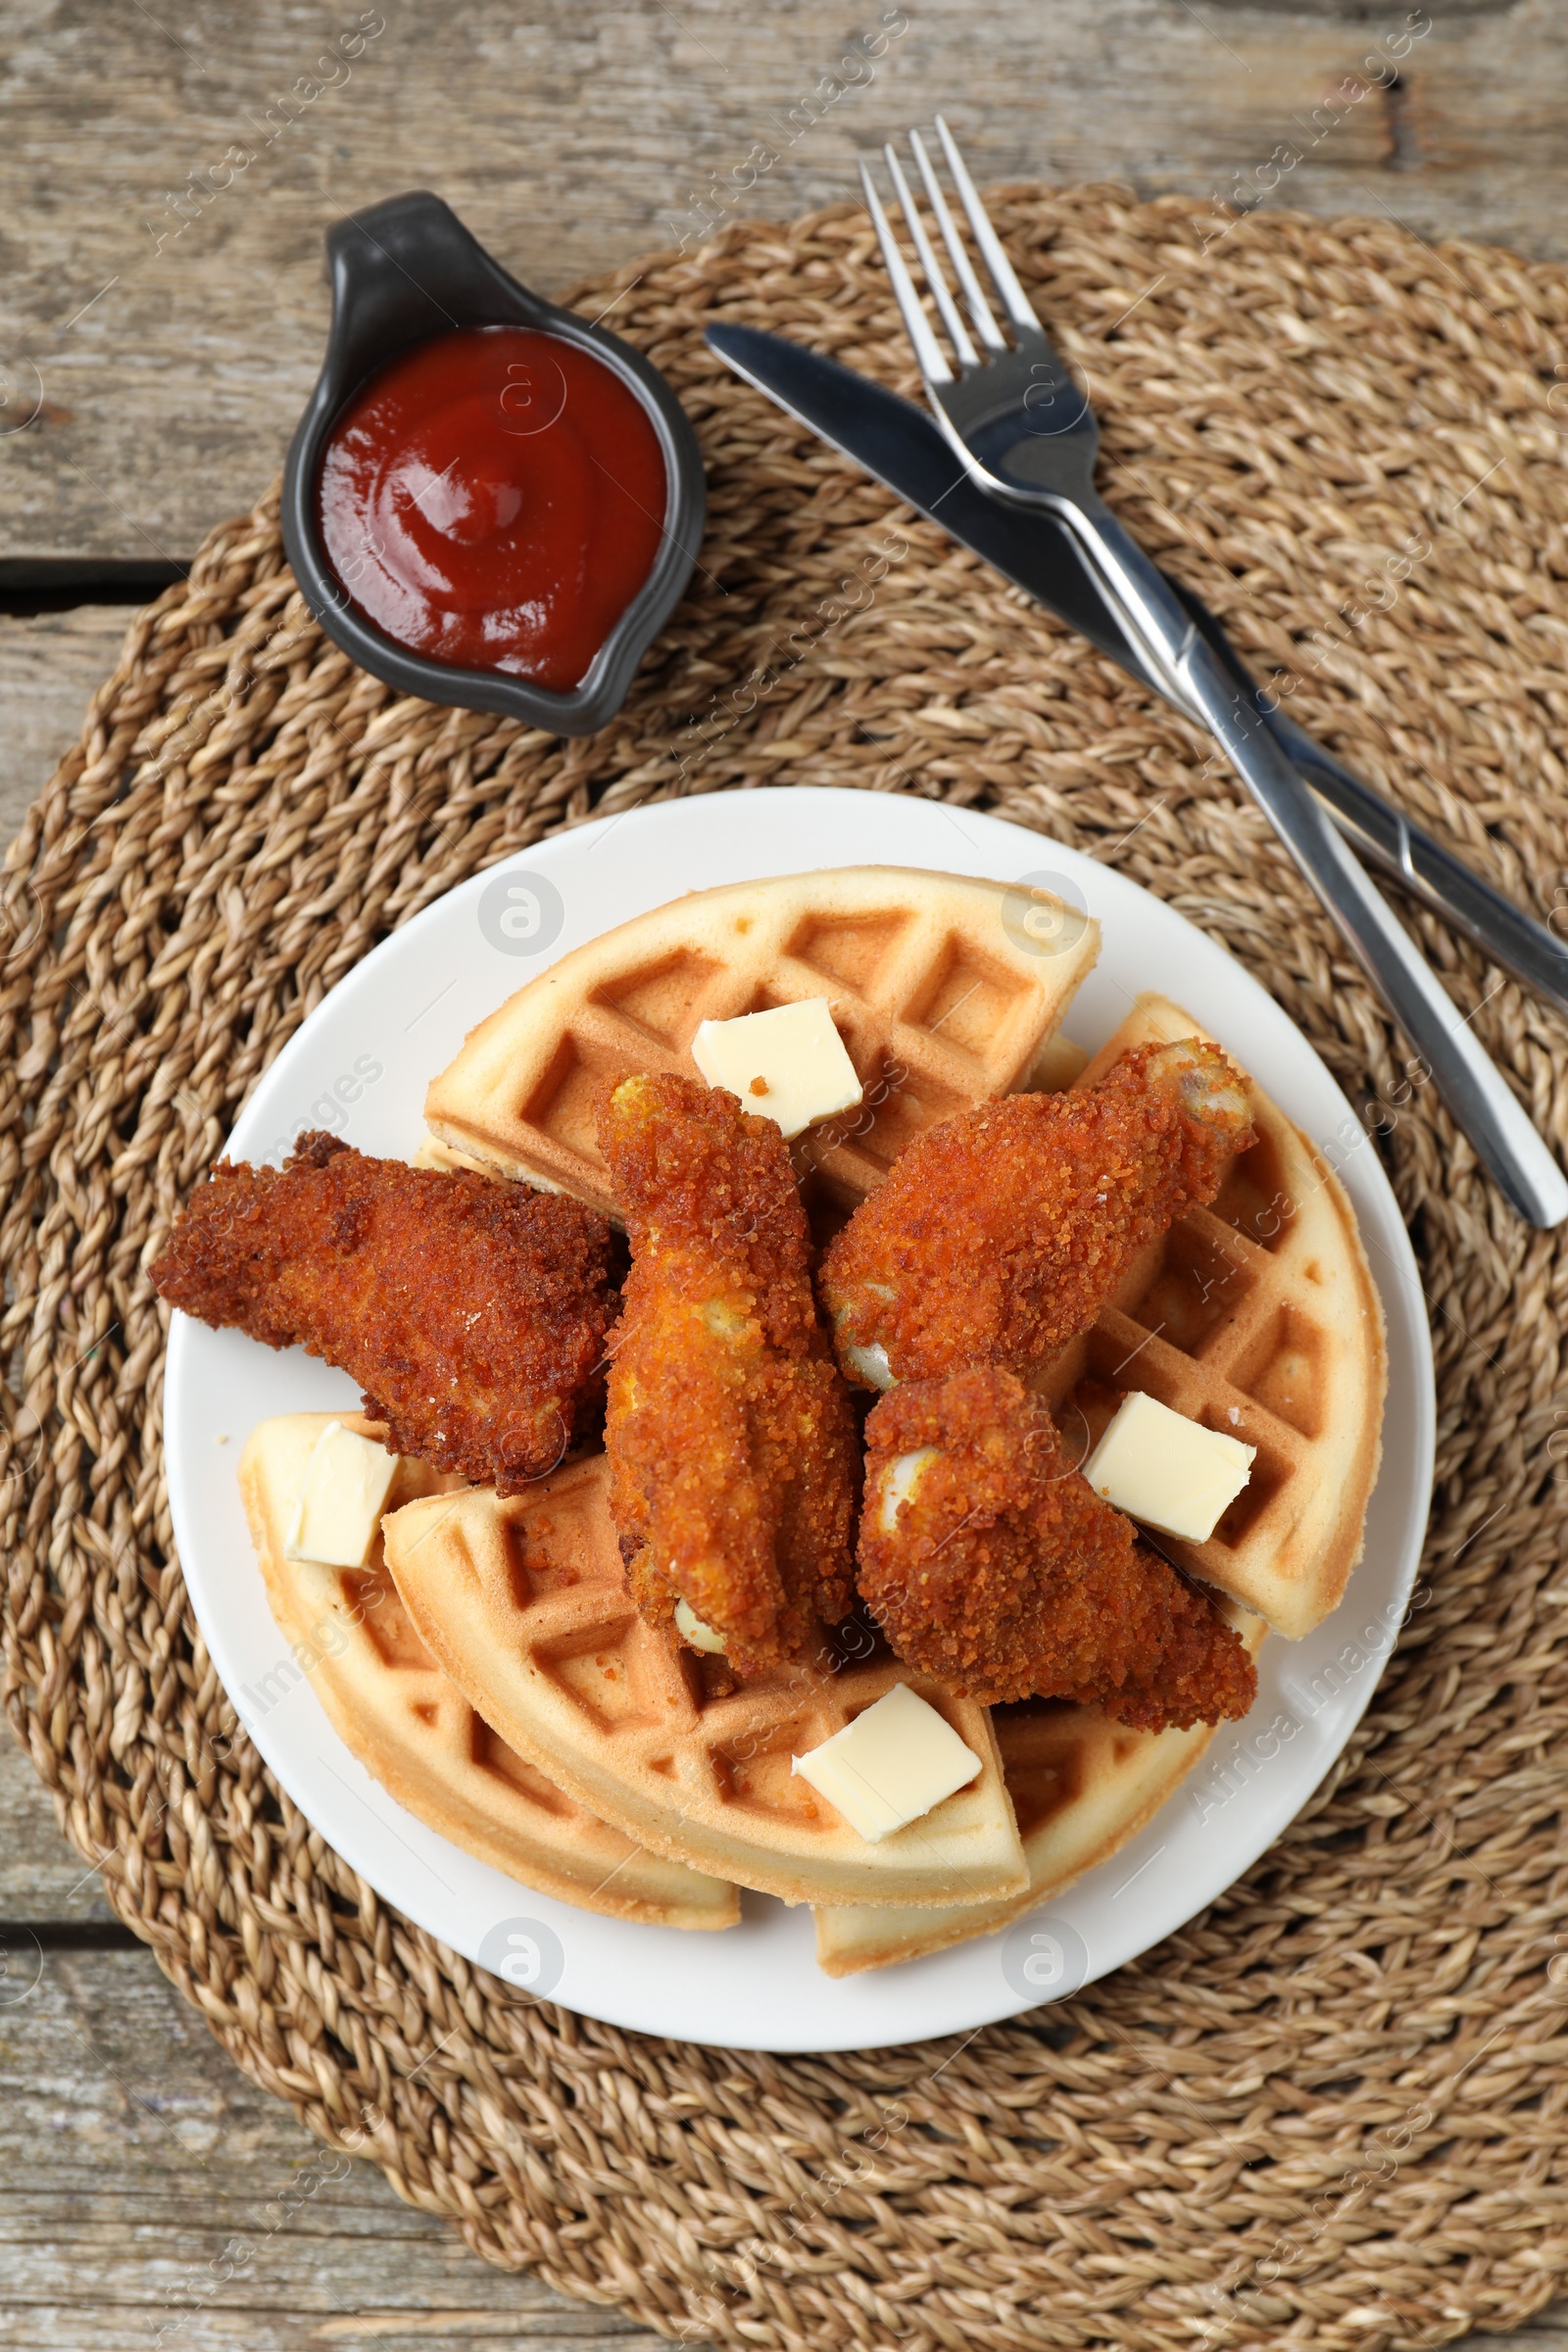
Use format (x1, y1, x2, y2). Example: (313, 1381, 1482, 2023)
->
(286, 1420, 400, 1568)
(1082, 1390, 1254, 1544)
(692, 998, 862, 1140)
(791, 1683, 981, 1843)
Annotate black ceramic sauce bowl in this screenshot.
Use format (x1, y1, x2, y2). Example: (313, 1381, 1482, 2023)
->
(280, 190, 705, 738)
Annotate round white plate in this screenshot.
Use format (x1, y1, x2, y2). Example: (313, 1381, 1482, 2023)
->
(166, 787, 1435, 2052)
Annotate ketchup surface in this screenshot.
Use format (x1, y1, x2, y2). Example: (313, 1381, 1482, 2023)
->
(318, 325, 667, 692)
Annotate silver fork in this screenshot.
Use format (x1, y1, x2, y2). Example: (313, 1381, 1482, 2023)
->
(863, 120, 1568, 1229)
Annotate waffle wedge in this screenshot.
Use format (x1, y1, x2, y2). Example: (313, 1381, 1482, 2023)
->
(424, 866, 1098, 1219)
(814, 1611, 1266, 1976)
(1032, 996, 1387, 1640)
(240, 1414, 738, 1930)
(382, 1453, 1029, 1909)
(812, 993, 1379, 1969)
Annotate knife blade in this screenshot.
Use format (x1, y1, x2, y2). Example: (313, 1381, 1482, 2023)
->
(706, 320, 1568, 1024)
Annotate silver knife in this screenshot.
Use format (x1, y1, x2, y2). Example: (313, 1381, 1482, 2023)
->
(707, 321, 1568, 1025)
(708, 320, 1568, 1228)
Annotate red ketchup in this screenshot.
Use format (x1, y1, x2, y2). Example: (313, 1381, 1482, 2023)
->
(318, 326, 666, 693)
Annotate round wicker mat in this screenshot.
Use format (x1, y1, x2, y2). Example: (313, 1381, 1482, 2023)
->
(6, 186, 1568, 2352)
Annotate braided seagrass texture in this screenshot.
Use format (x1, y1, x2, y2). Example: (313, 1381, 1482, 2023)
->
(5, 186, 1568, 2352)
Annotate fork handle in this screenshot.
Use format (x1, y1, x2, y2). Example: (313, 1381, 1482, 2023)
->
(1057, 496, 1568, 1228)
(1168, 589, 1568, 1023)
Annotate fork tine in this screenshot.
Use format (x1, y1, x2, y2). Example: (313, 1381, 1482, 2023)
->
(909, 129, 1005, 354)
(882, 145, 979, 370)
(858, 158, 955, 386)
(933, 115, 1042, 335)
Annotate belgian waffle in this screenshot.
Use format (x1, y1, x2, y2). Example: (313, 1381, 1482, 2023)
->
(314, 926, 1380, 1962)
(239, 1414, 738, 1931)
(813, 1613, 1266, 1976)
(423, 866, 1098, 1219)
(1034, 996, 1388, 1640)
(381, 1453, 1029, 1910)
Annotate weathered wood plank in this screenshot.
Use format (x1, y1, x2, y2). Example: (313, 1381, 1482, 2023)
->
(5, 1743, 1568, 2351)
(2, 0, 1566, 565)
(0, 1941, 683, 2350)
(0, 605, 133, 846)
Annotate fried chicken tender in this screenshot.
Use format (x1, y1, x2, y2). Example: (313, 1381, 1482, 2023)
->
(858, 1366, 1256, 1727)
(151, 1132, 619, 1492)
(599, 1073, 857, 1678)
(820, 1039, 1255, 1390)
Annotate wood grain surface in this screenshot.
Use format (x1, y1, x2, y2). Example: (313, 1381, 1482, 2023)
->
(5, 1732, 1568, 2348)
(2, 0, 1567, 564)
(6, 2, 1568, 2345)
(0, 1732, 675, 2347)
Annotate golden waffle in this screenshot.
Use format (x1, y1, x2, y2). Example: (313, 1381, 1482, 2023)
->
(424, 866, 1098, 1219)
(382, 1452, 1029, 1910)
(399, 945, 1380, 1958)
(240, 1414, 738, 1931)
(1032, 996, 1388, 1640)
(813, 1614, 1266, 1976)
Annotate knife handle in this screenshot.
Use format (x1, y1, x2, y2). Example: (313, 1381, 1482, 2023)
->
(1182, 636, 1568, 1228)
(1172, 589, 1568, 1022)
(1057, 495, 1568, 1228)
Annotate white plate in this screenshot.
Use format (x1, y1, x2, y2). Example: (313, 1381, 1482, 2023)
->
(165, 787, 1435, 2052)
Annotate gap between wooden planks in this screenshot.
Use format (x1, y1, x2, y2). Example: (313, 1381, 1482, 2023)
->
(1, 0, 1567, 564)
(0, 1726, 687, 2351)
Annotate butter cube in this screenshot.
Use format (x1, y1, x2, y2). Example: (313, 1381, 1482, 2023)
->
(691, 999, 862, 1140)
(286, 1420, 401, 1568)
(1082, 1391, 1254, 1544)
(791, 1683, 981, 1843)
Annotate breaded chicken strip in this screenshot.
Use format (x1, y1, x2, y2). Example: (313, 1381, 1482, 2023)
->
(820, 1039, 1254, 1390)
(599, 1073, 857, 1677)
(151, 1132, 619, 1492)
(858, 1367, 1255, 1727)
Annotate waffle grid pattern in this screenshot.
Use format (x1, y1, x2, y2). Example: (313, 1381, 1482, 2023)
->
(383, 1456, 1027, 1907)
(242, 1415, 735, 1928)
(425, 869, 1098, 1216)
(814, 1690, 1236, 1974)
(1040, 997, 1386, 1638)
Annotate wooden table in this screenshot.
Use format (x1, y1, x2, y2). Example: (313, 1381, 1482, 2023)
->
(5, 3, 1568, 2342)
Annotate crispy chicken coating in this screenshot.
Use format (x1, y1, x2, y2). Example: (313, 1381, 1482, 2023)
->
(599, 1073, 857, 1678)
(151, 1132, 619, 1492)
(858, 1367, 1256, 1727)
(820, 1039, 1255, 1390)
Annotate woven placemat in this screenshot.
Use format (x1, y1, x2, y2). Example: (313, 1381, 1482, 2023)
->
(5, 185, 1568, 2352)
